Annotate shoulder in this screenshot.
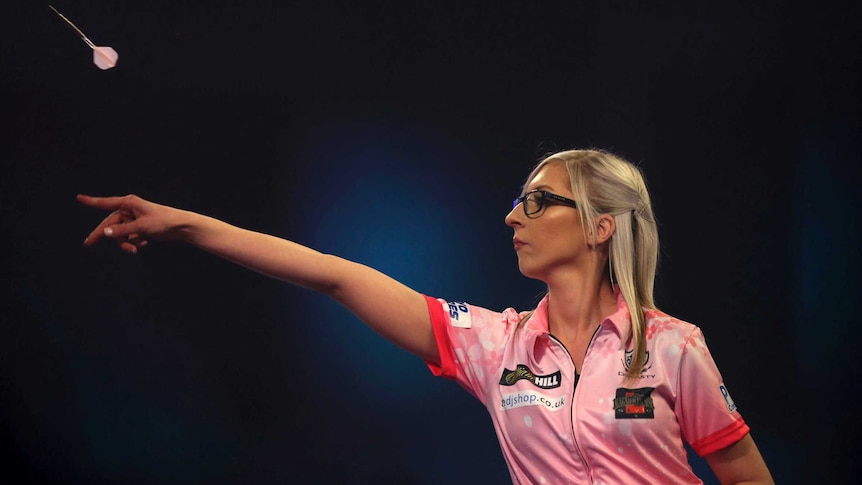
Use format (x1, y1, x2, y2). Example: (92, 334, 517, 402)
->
(427, 296, 522, 330)
(644, 308, 698, 335)
(643, 309, 708, 352)
(643, 309, 719, 369)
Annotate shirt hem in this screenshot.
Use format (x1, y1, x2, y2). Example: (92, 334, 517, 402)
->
(691, 419, 750, 457)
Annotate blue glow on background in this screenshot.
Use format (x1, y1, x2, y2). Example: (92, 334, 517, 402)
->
(284, 122, 476, 407)
(11, 286, 234, 484)
(793, 128, 860, 378)
(791, 126, 861, 482)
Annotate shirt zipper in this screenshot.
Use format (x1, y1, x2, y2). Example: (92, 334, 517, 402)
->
(548, 325, 602, 484)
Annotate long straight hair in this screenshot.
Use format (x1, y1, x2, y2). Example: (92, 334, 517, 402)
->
(520, 148, 659, 380)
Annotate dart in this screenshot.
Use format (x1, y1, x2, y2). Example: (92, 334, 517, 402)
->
(49, 5, 118, 70)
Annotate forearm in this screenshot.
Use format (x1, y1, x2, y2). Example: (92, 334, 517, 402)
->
(173, 210, 437, 360)
(177, 210, 339, 293)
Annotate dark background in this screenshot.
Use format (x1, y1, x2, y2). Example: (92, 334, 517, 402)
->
(3, 1, 859, 483)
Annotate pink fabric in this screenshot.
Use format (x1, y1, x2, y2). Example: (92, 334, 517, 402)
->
(424, 292, 749, 484)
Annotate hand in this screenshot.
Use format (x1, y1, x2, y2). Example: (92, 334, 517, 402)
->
(77, 194, 187, 254)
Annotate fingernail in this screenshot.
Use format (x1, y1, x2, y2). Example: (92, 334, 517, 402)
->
(83, 236, 89, 244)
(104, 227, 113, 236)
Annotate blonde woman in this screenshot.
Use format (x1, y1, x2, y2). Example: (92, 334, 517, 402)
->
(79, 148, 773, 484)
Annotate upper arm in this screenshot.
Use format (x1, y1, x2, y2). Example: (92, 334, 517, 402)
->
(703, 433, 774, 485)
(327, 256, 439, 364)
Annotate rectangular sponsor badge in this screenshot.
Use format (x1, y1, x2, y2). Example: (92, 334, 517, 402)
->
(446, 301, 472, 329)
(500, 390, 566, 411)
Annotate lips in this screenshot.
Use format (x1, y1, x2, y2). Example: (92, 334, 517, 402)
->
(513, 238, 525, 250)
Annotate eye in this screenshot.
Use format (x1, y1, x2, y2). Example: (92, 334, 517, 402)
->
(525, 192, 544, 212)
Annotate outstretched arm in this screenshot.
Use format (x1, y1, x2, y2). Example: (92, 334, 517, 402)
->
(78, 194, 439, 364)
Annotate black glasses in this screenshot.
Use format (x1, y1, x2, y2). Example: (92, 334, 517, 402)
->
(512, 190, 578, 216)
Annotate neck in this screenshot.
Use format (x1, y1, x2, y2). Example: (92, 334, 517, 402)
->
(545, 265, 617, 341)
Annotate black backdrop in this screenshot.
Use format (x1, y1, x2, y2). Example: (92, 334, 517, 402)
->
(3, 1, 859, 484)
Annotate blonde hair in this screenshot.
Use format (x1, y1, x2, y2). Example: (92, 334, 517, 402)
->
(521, 148, 659, 380)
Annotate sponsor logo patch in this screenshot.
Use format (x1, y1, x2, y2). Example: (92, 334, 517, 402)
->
(446, 302, 472, 328)
(500, 391, 566, 411)
(613, 387, 656, 419)
(499, 364, 562, 389)
(719, 383, 737, 413)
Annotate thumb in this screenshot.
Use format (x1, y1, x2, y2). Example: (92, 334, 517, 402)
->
(103, 220, 144, 239)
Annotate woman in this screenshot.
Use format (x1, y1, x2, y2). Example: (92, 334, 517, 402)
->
(79, 148, 774, 484)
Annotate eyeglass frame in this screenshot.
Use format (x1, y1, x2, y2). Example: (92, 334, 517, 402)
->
(512, 189, 579, 217)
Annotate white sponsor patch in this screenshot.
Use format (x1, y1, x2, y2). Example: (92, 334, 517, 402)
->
(719, 383, 737, 413)
(446, 301, 472, 328)
(500, 391, 566, 411)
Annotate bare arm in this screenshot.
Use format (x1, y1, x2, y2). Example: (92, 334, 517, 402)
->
(78, 194, 440, 363)
(704, 434, 774, 485)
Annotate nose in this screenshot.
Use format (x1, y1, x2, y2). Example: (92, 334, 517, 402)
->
(505, 205, 523, 228)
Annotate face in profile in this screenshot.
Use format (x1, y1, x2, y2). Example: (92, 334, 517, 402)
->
(506, 163, 588, 281)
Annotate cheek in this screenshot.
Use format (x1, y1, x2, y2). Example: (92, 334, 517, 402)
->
(548, 227, 589, 261)
(546, 217, 583, 246)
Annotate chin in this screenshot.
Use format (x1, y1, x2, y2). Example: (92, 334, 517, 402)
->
(517, 262, 544, 281)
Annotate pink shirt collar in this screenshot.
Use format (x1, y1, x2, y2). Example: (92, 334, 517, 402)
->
(525, 286, 633, 343)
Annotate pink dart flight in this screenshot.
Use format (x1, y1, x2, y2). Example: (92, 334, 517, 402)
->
(49, 5, 118, 70)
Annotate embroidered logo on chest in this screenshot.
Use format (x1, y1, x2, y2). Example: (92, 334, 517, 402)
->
(617, 350, 656, 379)
(613, 387, 656, 419)
(499, 364, 562, 389)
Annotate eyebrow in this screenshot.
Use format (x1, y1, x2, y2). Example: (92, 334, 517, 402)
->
(525, 184, 554, 193)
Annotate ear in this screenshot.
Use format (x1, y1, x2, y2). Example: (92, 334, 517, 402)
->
(592, 214, 616, 245)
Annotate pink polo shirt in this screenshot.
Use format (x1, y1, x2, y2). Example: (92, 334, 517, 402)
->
(424, 291, 750, 484)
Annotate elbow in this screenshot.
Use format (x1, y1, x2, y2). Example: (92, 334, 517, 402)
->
(314, 253, 347, 298)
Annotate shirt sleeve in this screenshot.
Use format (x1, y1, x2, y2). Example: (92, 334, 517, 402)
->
(422, 294, 512, 404)
(424, 295, 459, 379)
(675, 326, 751, 457)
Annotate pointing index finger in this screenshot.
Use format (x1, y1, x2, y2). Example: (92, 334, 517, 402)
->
(77, 194, 126, 210)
